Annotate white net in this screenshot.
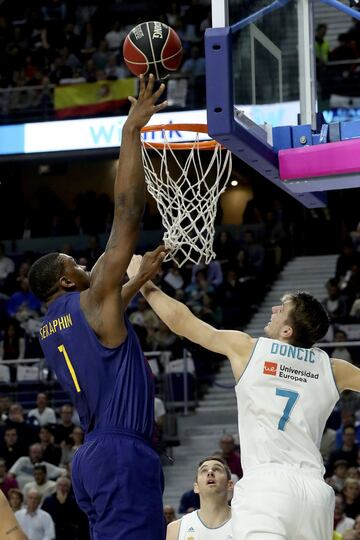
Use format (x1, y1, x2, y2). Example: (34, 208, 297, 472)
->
(141, 129, 232, 267)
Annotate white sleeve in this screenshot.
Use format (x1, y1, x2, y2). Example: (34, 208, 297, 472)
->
(47, 409, 57, 424)
(42, 512, 56, 540)
(9, 457, 26, 476)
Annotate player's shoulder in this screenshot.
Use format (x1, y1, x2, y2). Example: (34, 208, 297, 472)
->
(166, 518, 182, 539)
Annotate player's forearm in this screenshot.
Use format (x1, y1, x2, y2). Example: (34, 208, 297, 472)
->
(114, 124, 145, 222)
(122, 274, 148, 309)
(141, 282, 190, 335)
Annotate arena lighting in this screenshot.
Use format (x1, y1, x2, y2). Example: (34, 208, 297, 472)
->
(230, 179, 239, 187)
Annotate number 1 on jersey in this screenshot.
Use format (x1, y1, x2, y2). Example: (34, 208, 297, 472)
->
(58, 344, 81, 393)
(276, 388, 299, 431)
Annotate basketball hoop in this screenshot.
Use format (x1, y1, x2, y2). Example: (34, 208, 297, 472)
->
(141, 123, 232, 267)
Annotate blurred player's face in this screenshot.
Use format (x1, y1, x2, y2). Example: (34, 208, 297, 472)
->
(194, 460, 232, 497)
(264, 300, 292, 340)
(61, 254, 91, 291)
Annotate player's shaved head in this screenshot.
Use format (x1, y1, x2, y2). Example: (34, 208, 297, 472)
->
(29, 253, 64, 302)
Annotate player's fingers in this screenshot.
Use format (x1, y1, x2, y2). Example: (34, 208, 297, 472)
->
(128, 96, 137, 105)
(138, 74, 146, 95)
(153, 245, 167, 254)
(154, 100, 167, 112)
(144, 73, 155, 96)
(153, 82, 166, 101)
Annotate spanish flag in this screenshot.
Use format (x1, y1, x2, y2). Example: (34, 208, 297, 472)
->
(54, 79, 137, 119)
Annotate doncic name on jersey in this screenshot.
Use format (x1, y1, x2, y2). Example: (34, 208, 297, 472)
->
(263, 361, 319, 383)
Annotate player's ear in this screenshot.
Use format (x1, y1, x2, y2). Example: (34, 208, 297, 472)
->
(280, 325, 293, 340)
(193, 481, 199, 495)
(59, 276, 75, 290)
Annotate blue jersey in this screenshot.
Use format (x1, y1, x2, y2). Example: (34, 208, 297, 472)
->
(39, 292, 154, 438)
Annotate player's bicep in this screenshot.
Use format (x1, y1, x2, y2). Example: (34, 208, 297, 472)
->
(180, 315, 251, 359)
(332, 358, 360, 392)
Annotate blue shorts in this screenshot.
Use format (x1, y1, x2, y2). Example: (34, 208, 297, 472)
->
(71, 428, 165, 540)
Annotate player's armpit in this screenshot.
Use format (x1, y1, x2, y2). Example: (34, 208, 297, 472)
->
(166, 519, 181, 540)
(331, 357, 360, 392)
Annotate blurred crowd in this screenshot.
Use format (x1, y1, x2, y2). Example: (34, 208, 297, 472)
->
(0, 0, 209, 122)
(315, 21, 360, 107)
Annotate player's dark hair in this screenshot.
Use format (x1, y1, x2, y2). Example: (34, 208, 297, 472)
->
(196, 456, 231, 481)
(28, 253, 64, 302)
(282, 291, 330, 348)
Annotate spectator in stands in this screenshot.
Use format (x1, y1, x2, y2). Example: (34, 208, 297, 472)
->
(242, 229, 265, 276)
(105, 55, 128, 81)
(328, 426, 360, 473)
(105, 20, 126, 52)
(147, 320, 178, 351)
(321, 419, 337, 462)
(315, 24, 330, 64)
(328, 459, 349, 492)
(330, 32, 359, 62)
(129, 296, 159, 330)
(0, 321, 25, 383)
(5, 403, 38, 447)
(336, 242, 360, 281)
(55, 404, 76, 445)
(42, 476, 83, 540)
(350, 292, 360, 319)
(263, 209, 286, 270)
(0, 243, 15, 288)
(213, 231, 237, 269)
(163, 504, 177, 525)
(342, 478, 360, 518)
(322, 278, 348, 322)
(28, 393, 56, 427)
(9, 443, 66, 490)
(332, 329, 353, 363)
(16, 489, 55, 540)
(0, 427, 26, 470)
(8, 488, 24, 512)
(334, 495, 355, 534)
(167, 456, 232, 539)
(23, 464, 56, 503)
(180, 45, 206, 108)
(191, 260, 223, 288)
(336, 410, 360, 448)
(0, 457, 18, 497)
(185, 269, 214, 314)
(6, 277, 42, 323)
(80, 22, 97, 56)
(218, 434, 242, 480)
(0, 394, 12, 422)
(38, 425, 61, 466)
(218, 269, 249, 329)
(60, 426, 84, 468)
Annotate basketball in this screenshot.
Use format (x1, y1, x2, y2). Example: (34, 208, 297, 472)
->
(123, 21, 183, 80)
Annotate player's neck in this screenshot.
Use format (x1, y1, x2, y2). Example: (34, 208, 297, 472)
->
(197, 498, 231, 528)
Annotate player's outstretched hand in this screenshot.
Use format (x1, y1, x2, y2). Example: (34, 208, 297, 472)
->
(126, 74, 167, 129)
(127, 245, 167, 281)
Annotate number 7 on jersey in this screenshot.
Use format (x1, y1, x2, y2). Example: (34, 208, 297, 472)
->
(276, 388, 299, 431)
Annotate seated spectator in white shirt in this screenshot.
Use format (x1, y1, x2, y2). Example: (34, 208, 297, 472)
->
(16, 489, 55, 540)
(9, 443, 66, 490)
(334, 495, 355, 534)
(23, 464, 56, 503)
(28, 393, 56, 427)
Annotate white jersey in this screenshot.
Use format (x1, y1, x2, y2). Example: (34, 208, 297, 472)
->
(178, 510, 233, 539)
(236, 337, 339, 475)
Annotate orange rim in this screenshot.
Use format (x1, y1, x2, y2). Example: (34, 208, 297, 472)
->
(141, 123, 219, 150)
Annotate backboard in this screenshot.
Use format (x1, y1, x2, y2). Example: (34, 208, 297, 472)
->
(205, 0, 360, 208)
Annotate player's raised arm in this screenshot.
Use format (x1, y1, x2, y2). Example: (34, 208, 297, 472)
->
(89, 75, 167, 299)
(0, 491, 27, 540)
(127, 253, 254, 379)
(331, 357, 360, 392)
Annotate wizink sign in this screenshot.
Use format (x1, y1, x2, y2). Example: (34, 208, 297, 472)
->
(0, 102, 299, 156)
